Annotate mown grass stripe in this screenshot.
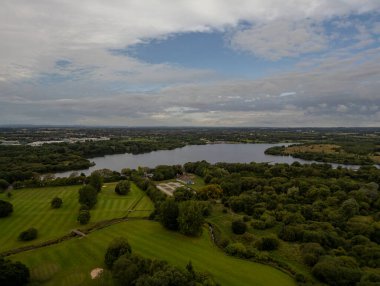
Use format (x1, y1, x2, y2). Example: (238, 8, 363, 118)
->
(11, 220, 296, 286)
(0, 183, 147, 251)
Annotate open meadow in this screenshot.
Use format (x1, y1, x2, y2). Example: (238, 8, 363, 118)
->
(0, 182, 152, 252)
(10, 220, 296, 286)
(1, 182, 296, 286)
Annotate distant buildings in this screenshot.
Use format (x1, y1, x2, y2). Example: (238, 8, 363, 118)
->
(0, 140, 21, 146)
(27, 137, 110, 146)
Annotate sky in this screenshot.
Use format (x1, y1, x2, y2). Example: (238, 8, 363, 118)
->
(0, 1, 380, 127)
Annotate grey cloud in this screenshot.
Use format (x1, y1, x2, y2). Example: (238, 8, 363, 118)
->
(1, 1, 380, 126)
(229, 20, 328, 60)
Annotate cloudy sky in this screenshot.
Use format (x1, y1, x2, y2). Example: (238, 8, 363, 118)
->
(1, 0, 380, 126)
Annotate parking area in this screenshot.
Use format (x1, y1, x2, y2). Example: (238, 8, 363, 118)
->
(156, 181, 184, 196)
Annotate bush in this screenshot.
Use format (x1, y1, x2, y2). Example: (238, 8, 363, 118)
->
(50, 197, 63, 209)
(0, 257, 30, 286)
(358, 273, 380, 285)
(225, 242, 247, 257)
(312, 256, 362, 286)
(12, 181, 24, 189)
(231, 220, 247, 234)
(79, 204, 90, 211)
(295, 273, 306, 283)
(256, 236, 279, 251)
(301, 243, 325, 267)
(278, 225, 303, 242)
(251, 220, 266, 230)
(0, 179, 10, 192)
(18, 228, 38, 241)
(0, 200, 13, 217)
(104, 237, 132, 269)
(77, 210, 90, 225)
(115, 180, 131, 195)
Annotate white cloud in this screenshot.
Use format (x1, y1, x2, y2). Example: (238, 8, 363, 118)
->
(1, 0, 379, 80)
(0, 1, 379, 126)
(230, 20, 328, 60)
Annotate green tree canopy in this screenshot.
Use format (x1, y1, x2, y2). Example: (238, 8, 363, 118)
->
(177, 201, 204, 236)
(104, 237, 132, 269)
(115, 180, 131, 196)
(160, 198, 179, 230)
(78, 185, 97, 209)
(0, 200, 13, 217)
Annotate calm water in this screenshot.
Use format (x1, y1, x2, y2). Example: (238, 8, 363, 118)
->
(55, 143, 364, 177)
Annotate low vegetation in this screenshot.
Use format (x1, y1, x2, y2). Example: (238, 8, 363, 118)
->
(0, 199, 13, 217)
(50, 197, 62, 209)
(18, 227, 38, 241)
(0, 257, 29, 286)
(266, 142, 380, 165)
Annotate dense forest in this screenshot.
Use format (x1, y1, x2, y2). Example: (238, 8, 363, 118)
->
(1, 127, 380, 184)
(129, 161, 380, 285)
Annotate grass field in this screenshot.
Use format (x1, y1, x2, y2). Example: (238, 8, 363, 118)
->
(284, 144, 341, 154)
(10, 220, 296, 286)
(0, 183, 153, 252)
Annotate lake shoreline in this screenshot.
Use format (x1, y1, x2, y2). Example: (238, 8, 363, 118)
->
(54, 143, 378, 178)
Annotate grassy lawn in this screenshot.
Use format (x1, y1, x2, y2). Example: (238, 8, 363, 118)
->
(284, 144, 341, 154)
(10, 220, 296, 286)
(0, 183, 153, 252)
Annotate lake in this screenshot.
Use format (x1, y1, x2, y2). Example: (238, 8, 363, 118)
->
(55, 143, 366, 177)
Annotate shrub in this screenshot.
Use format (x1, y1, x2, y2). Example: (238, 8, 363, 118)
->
(295, 273, 306, 283)
(256, 236, 279, 251)
(0, 200, 13, 218)
(358, 273, 380, 285)
(0, 179, 10, 192)
(231, 220, 247, 234)
(12, 181, 24, 189)
(225, 242, 247, 258)
(115, 180, 131, 195)
(302, 230, 324, 244)
(279, 225, 303, 242)
(0, 257, 30, 286)
(77, 210, 90, 225)
(312, 256, 362, 286)
(251, 220, 266, 230)
(104, 237, 132, 269)
(18, 228, 38, 241)
(79, 204, 90, 211)
(50, 197, 63, 209)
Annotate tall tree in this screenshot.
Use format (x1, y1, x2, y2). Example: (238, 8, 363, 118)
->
(88, 172, 103, 192)
(177, 201, 204, 236)
(78, 185, 97, 209)
(160, 198, 179, 230)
